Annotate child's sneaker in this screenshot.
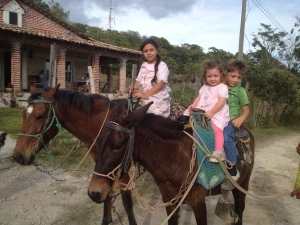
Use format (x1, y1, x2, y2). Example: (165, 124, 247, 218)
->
(209, 150, 225, 163)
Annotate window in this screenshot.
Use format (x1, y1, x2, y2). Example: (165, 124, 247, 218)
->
(2, 1, 24, 27)
(45, 59, 50, 78)
(66, 61, 72, 82)
(9, 12, 18, 25)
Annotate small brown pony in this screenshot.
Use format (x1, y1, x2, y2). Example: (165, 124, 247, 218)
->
(88, 103, 255, 225)
(13, 84, 138, 225)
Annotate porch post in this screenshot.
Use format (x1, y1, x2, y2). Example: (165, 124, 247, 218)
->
(92, 52, 100, 93)
(57, 45, 67, 89)
(119, 57, 127, 93)
(10, 38, 23, 90)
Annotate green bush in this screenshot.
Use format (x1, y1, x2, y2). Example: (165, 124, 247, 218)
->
(171, 82, 196, 106)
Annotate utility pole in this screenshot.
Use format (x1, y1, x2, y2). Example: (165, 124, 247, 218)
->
(238, 0, 247, 60)
(108, 0, 115, 30)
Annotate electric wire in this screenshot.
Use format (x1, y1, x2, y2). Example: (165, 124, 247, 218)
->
(251, 0, 293, 40)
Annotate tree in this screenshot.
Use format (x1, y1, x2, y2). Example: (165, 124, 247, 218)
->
(250, 23, 287, 70)
(48, 0, 69, 22)
(206, 47, 234, 62)
(29, 0, 50, 12)
(71, 23, 89, 34)
(245, 65, 300, 125)
(289, 14, 300, 75)
(120, 30, 142, 50)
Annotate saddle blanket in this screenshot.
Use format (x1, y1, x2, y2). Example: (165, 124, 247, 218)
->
(191, 114, 226, 190)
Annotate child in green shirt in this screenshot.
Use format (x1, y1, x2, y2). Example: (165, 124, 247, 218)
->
(223, 59, 250, 182)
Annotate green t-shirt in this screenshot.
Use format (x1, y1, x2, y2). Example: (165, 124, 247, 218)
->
(227, 85, 249, 120)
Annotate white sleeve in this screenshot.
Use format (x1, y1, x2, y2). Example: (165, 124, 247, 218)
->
(156, 61, 169, 83)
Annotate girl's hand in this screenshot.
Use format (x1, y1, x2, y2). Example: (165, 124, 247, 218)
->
(204, 110, 213, 120)
(132, 90, 145, 99)
(129, 87, 134, 94)
(187, 105, 193, 111)
(188, 104, 197, 112)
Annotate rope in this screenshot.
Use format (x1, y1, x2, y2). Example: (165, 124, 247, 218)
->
(218, 160, 290, 199)
(186, 119, 290, 200)
(66, 104, 111, 179)
(132, 129, 199, 215)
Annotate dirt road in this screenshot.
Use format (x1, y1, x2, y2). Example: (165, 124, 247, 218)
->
(0, 131, 300, 225)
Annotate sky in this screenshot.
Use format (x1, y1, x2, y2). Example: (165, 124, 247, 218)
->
(55, 0, 298, 54)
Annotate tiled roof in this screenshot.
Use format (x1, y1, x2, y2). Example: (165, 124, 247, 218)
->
(0, 23, 141, 55)
(1, 0, 142, 55)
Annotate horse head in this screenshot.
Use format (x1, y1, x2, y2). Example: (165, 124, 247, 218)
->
(88, 102, 152, 203)
(13, 85, 61, 165)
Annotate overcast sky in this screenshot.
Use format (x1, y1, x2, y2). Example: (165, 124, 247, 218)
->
(55, 0, 298, 54)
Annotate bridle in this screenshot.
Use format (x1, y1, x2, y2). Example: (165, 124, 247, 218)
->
(93, 121, 135, 179)
(18, 97, 62, 155)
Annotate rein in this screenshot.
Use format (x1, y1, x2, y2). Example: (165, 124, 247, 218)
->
(92, 121, 135, 193)
(105, 122, 135, 173)
(18, 97, 62, 156)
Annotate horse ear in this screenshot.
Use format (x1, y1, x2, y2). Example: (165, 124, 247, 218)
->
(43, 84, 60, 100)
(125, 101, 153, 127)
(30, 86, 37, 94)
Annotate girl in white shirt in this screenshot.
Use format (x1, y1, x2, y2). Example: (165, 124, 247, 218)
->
(131, 39, 171, 117)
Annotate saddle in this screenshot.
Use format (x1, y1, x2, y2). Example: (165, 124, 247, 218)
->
(235, 127, 253, 171)
(128, 94, 141, 112)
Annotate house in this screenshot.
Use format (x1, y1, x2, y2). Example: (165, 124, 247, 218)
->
(0, 0, 141, 94)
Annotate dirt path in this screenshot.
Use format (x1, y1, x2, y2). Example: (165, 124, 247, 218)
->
(0, 131, 300, 225)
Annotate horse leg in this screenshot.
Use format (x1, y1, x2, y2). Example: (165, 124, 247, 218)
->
(165, 205, 180, 225)
(191, 199, 207, 225)
(102, 196, 113, 225)
(232, 177, 250, 225)
(120, 190, 137, 225)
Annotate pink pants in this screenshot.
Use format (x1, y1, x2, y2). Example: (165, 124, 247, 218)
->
(211, 122, 224, 151)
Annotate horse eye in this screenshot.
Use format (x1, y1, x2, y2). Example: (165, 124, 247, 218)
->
(112, 143, 123, 150)
(36, 114, 45, 121)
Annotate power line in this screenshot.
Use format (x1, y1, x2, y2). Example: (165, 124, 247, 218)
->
(255, 0, 287, 34)
(251, 0, 293, 40)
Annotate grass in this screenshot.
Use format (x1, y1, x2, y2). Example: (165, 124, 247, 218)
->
(0, 106, 94, 172)
(0, 107, 23, 139)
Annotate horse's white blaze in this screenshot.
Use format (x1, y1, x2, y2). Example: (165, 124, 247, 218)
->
(27, 106, 33, 114)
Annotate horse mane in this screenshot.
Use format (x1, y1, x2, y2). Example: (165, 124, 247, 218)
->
(29, 90, 111, 113)
(138, 113, 184, 140)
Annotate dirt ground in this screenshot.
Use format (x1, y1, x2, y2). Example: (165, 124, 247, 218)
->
(1, 131, 300, 225)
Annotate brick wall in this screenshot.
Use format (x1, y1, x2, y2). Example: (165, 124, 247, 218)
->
(28, 54, 46, 75)
(0, 0, 82, 40)
(74, 60, 89, 81)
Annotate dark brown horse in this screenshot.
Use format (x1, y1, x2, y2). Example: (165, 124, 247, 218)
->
(88, 103, 255, 225)
(13, 85, 137, 225)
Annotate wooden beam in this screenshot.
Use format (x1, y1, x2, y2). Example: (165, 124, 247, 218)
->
(88, 66, 95, 93)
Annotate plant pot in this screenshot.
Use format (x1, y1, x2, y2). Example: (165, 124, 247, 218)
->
(16, 92, 24, 97)
(5, 88, 13, 93)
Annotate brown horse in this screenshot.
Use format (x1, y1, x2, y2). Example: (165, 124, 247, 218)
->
(88, 103, 255, 225)
(13, 85, 138, 225)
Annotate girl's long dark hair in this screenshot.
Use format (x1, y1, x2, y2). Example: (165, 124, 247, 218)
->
(140, 39, 161, 84)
